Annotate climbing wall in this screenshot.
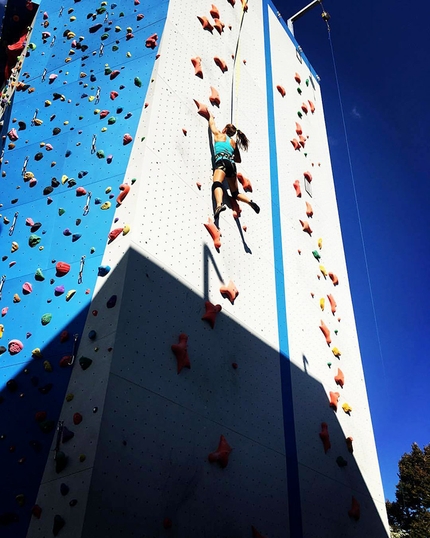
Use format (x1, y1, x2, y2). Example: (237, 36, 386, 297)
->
(0, 0, 389, 537)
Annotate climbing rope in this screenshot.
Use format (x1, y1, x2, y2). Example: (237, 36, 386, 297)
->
(321, 6, 388, 386)
(230, 0, 248, 124)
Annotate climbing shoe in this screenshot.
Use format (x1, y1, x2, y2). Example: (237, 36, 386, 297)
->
(250, 201, 260, 214)
(214, 204, 226, 219)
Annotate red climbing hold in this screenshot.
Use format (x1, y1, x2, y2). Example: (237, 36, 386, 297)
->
(171, 333, 191, 374)
(31, 504, 42, 519)
(201, 301, 222, 329)
(327, 294, 337, 314)
(295, 122, 302, 135)
(123, 133, 133, 145)
(348, 496, 360, 521)
(204, 218, 221, 249)
(291, 139, 300, 150)
(293, 180, 301, 197)
(319, 422, 331, 453)
(227, 0, 235, 6)
(299, 219, 312, 236)
(329, 391, 340, 411)
(108, 228, 123, 243)
(346, 436, 354, 454)
(301, 103, 308, 114)
(308, 100, 315, 113)
(116, 183, 130, 205)
(329, 272, 339, 286)
(208, 435, 232, 468)
(197, 15, 214, 32)
(210, 4, 220, 18)
(110, 91, 119, 100)
(294, 72, 301, 84)
(73, 413, 83, 425)
(334, 368, 344, 388)
(237, 172, 252, 192)
(299, 135, 306, 147)
(209, 86, 221, 107)
(220, 280, 238, 304)
(145, 33, 158, 49)
(319, 320, 331, 345)
(303, 171, 312, 182)
(76, 187, 87, 196)
(305, 201, 313, 217)
(191, 57, 203, 79)
(163, 518, 173, 529)
(194, 100, 210, 120)
(276, 85, 286, 97)
(56, 262, 70, 276)
(214, 56, 228, 73)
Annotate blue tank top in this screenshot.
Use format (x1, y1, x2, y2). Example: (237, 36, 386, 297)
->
(214, 136, 234, 161)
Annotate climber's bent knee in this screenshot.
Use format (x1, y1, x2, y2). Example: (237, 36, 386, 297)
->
(212, 181, 224, 192)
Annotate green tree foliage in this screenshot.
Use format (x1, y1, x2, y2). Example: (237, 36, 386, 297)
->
(386, 443, 430, 538)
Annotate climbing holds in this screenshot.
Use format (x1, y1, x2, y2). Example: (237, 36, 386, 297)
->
(293, 180, 301, 197)
(308, 100, 315, 113)
(210, 4, 220, 18)
(204, 218, 221, 249)
(319, 422, 331, 453)
(209, 86, 220, 107)
(334, 368, 344, 388)
(327, 294, 337, 314)
(305, 201, 313, 217)
(208, 435, 232, 468)
(107, 295, 117, 308)
(301, 103, 308, 114)
(312, 250, 321, 261)
(41, 313, 52, 325)
(53, 514, 66, 536)
(145, 33, 158, 49)
(123, 133, 133, 145)
(342, 403, 352, 414)
(348, 497, 360, 521)
(294, 72, 301, 84)
(8, 340, 23, 354)
(317, 238, 323, 249)
(332, 347, 341, 358)
(191, 57, 203, 78)
(299, 220, 312, 236)
(220, 280, 238, 304)
(319, 297, 325, 311)
(346, 437, 354, 454)
(295, 122, 302, 135)
(291, 139, 300, 150)
(73, 413, 83, 425)
(194, 100, 210, 120)
(55, 452, 68, 474)
(329, 272, 339, 286)
(56, 262, 70, 276)
(237, 172, 252, 192)
(214, 56, 228, 73)
(319, 320, 331, 345)
(329, 391, 340, 411)
(213, 19, 225, 34)
(197, 16, 214, 33)
(336, 456, 348, 467)
(276, 85, 286, 97)
(108, 227, 123, 243)
(79, 356, 92, 370)
(319, 265, 327, 278)
(201, 301, 222, 329)
(171, 333, 191, 373)
(303, 171, 312, 182)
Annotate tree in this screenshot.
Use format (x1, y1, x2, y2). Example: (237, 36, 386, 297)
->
(386, 443, 430, 538)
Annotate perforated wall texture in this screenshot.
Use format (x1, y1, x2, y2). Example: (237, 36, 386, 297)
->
(0, 0, 388, 537)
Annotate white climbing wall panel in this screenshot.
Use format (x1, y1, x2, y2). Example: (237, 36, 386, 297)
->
(18, 0, 390, 537)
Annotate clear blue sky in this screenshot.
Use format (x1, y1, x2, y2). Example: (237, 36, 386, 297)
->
(276, 0, 430, 501)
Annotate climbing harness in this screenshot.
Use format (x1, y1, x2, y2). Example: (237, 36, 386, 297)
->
(230, 0, 248, 124)
(9, 212, 18, 236)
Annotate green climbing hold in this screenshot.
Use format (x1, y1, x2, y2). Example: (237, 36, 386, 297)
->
(112, 45, 119, 51)
(297, 87, 302, 94)
(336, 456, 348, 468)
(131, 178, 137, 185)
(55, 451, 68, 474)
(101, 33, 109, 40)
(107, 116, 116, 125)
(96, 6, 107, 14)
(134, 77, 142, 87)
(79, 356, 93, 370)
(306, 79, 309, 86)
(97, 150, 105, 159)
(312, 250, 321, 261)
(39, 419, 55, 434)
(35, 268, 45, 281)
(58, 208, 66, 216)
(41, 313, 52, 325)
(297, 111, 303, 118)
(29, 235, 41, 247)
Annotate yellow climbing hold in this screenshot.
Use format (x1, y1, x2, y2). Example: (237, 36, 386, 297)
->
(319, 265, 327, 277)
(32, 348, 43, 358)
(332, 347, 341, 358)
(66, 290, 76, 302)
(67, 31, 75, 39)
(88, 95, 96, 102)
(122, 224, 130, 235)
(101, 127, 107, 132)
(66, 393, 74, 402)
(319, 298, 325, 311)
(61, 175, 68, 184)
(44, 100, 51, 106)
(0, 324, 4, 338)
(101, 202, 111, 210)
(342, 403, 352, 414)
(105, 186, 112, 193)
(63, 120, 69, 125)
(33, 119, 43, 126)
(318, 238, 323, 249)
(43, 360, 53, 372)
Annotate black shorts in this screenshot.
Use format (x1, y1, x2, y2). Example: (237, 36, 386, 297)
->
(214, 158, 236, 177)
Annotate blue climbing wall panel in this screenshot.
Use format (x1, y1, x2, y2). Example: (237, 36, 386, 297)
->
(0, 0, 169, 535)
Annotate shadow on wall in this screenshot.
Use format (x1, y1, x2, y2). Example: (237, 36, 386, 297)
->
(1, 246, 388, 538)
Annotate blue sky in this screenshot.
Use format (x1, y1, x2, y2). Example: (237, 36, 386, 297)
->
(275, 0, 430, 501)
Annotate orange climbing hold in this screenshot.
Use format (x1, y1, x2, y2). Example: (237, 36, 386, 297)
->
(210, 4, 220, 18)
(171, 333, 191, 374)
(299, 220, 312, 236)
(197, 15, 214, 32)
(319, 422, 331, 453)
(291, 138, 300, 150)
(209, 86, 221, 107)
(299, 135, 307, 147)
(202, 301, 222, 329)
(303, 171, 312, 182)
(214, 56, 228, 73)
(334, 368, 344, 388)
(348, 496, 360, 521)
(227, 0, 235, 6)
(208, 435, 232, 468)
(237, 172, 252, 192)
(213, 19, 225, 34)
(305, 201, 313, 217)
(220, 280, 239, 303)
(308, 100, 315, 113)
(295, 122, 302, 135)
(294, 72, 301, 84)
(301, 103, 308, 114)
(327, 294, 337, 314)
(329, 272, 339, 286)
(329, 391, 340, 411)
(194, 100, 210, 120)
(319, 320, 331, 345)
(293, 180, 302, 197)
(191, 57, 203, 79)
(241, 0, 248, 11)
(116, 184, 130, 205)
(276, 85, 286, 97)
(204, 218, 221, 249)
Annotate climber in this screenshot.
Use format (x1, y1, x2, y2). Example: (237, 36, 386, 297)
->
(208, 112, 260, 219)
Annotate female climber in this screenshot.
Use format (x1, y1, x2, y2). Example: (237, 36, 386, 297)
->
(208, 112, 260, 219)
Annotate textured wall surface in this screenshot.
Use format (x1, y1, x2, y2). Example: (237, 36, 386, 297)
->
(0, 0, 388, 537)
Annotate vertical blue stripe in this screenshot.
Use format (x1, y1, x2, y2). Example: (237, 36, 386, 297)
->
(262, 2, 303, 536)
